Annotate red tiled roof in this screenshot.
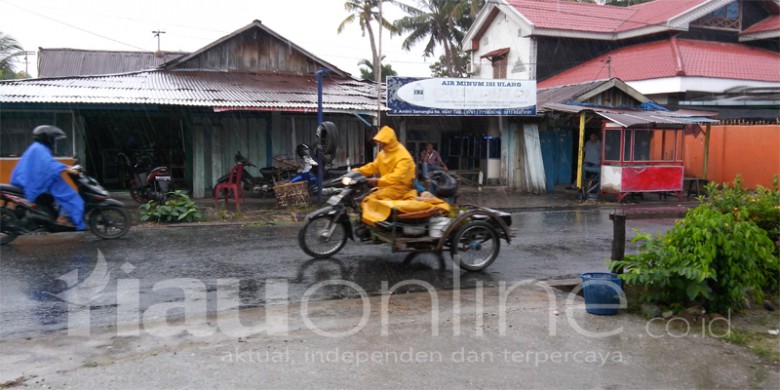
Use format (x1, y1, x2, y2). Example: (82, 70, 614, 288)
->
(505, 0, 712, 34)
(538, 38, 780, 88)
(741, 14, 780, 35)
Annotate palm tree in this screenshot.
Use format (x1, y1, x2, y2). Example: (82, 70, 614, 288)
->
(337, 0, 413, 83)
(394, 0, 484, 77)
(357, 56, 398, 82)
(0, 32, 24, 80)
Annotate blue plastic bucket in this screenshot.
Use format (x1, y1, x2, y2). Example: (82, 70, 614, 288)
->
(579, 272, 625, 315)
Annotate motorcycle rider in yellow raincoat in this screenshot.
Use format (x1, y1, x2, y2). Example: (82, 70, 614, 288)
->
(354, 125, 451, 225)
(354, 126, 417, 224)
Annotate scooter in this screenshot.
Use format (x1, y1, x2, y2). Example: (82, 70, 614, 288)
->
(288, 144, 353, 197)
(117, 152, 174, 204)
(0, 164, 131, 245)
(297, 171, 513, 271)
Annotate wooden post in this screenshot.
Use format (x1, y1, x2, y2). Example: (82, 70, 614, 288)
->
(576, 112, 586, 188)
(703, 123, 711, 181)
(610, 211, 626, 274)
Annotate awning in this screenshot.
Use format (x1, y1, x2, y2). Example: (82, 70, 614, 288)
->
(480, 47, 509, 59)
(596, 111, 718, 129)
(541, 102, 718, 129)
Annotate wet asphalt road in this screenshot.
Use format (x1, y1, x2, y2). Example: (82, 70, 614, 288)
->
(0, 209, 676, 339)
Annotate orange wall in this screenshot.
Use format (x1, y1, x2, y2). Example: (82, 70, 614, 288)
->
(685, 125, 780, 189)
(1, 158, 78, 189)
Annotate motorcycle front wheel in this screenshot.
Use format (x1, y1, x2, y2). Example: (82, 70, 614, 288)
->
(0, 208, 19, 245)
(298, 215, 348, 259)
(89, 205, 131, 239)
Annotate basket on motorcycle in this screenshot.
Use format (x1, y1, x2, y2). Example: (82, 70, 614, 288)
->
(274, 181, 309, 208)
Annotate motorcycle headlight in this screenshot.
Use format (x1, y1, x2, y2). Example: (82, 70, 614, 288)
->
(341, 176, 354, 186)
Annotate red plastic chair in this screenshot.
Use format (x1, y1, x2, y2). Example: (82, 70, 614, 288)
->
(214, 163, 246, 210)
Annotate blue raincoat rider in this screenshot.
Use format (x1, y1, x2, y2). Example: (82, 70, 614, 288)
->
(10, 125, 87, 230)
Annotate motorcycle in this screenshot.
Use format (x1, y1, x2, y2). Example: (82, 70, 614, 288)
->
(213, 151, 297, 198)
(117, 152, 174, 204)
(1, 164, 131, 245)
(287, 144, 345, 197)
(297, 171, 513, 271)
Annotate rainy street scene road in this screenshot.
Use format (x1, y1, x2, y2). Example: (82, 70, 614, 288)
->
(0, 209, 676, 339)
(2, 209, 778, 389)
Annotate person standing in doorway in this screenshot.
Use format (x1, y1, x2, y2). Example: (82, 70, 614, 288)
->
(568, 132, 602, 190)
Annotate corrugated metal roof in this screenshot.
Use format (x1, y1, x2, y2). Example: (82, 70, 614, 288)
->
(0, 70, 382, 113)
(38, 49, 188, 78)
(538, 38, 780, 88)
(541, 102, 718, 128)
(596, 110, 718, 128)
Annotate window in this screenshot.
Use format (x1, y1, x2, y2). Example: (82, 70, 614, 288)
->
(603, 129, 621, 162)
(0, 111, 75, 157)
(480, 48, 509, 80)
(692, 1, 741, 31)
(492, 56, 508, 79)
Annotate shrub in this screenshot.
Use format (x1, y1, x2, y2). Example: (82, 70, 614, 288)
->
(704, 175, 780, 245)
(611, 203, 777, 313)
(140, 190, 203, 223)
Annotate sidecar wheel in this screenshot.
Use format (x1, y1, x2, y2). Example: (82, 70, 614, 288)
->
(89, 206, 131, 239)
(450, 221, 500, 271)
(298, 216, 347, 259)
(0, 208, 19, 245)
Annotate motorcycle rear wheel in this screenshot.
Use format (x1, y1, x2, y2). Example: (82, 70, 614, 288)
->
(0, 208, 19, 245)
(129, 186, 146, 203)
(89, 205, 131, 239)
(298, 215, 347, 259)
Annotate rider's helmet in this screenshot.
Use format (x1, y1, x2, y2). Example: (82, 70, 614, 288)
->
(32, 125, 66, 151)
(296, 143, 311, 158)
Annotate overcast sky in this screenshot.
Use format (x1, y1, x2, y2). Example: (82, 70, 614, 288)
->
(1, 0, 435, 78)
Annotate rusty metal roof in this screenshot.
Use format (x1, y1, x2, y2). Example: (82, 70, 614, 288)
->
(38, 48, 188, 78)
(0, 70, 382, 113)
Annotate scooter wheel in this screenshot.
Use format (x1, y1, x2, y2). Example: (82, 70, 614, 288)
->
(89, 205, 131, 239)
(0, 208, 19, 245)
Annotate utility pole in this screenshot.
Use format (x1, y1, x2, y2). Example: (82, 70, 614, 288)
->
(376, 0, 383, 127)
(152, 30, 166, 55)
(23, 51, 35, 76)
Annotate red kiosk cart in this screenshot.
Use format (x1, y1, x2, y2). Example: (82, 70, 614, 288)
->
(599, 120, 687, 203)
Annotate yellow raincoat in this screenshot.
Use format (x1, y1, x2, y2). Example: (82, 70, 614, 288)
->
(355, 126, 433, 225)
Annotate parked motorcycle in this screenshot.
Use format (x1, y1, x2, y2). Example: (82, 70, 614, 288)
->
(287, 144, 345, 197)
(1, 164, 131, 245)
(117, 152, 174, 204)
(213, 151, 297, 198)
(297, 171, 513, 271)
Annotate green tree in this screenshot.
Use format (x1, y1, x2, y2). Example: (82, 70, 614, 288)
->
(338, 0, 413, 83)
(358, 55, 397, 82)
(394, 0, 484, 77)
(0, 32, 24, 80)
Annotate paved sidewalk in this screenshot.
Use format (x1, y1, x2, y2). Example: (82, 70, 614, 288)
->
(124, 184, 699, 222)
